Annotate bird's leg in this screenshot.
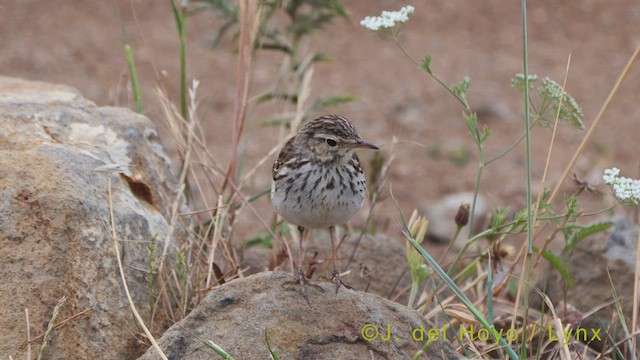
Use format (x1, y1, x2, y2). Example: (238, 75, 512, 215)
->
(295, 225, 306, 282)
(329, 225, 351, 293)
(283, 226, 323, 298)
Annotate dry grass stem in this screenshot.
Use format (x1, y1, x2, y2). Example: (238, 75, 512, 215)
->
(531, 53, 572, 230)
(633, 230, 640, 353)
(26, 308, 92, 345)
(224, 0, 261, 194)
(107, 178, 167, 360)
(36, 296, 67, 360)
(549, 47, 640, 204)
(25, 308, 31, 360)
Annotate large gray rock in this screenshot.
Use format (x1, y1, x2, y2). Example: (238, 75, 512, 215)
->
(138, 271, 463, 360)
(0, 77, 188, 359)
(242, 234, 414, 304)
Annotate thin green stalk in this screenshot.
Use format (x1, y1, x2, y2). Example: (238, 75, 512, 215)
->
(485, 114, 542, 165)
(124, 45, 144, 113)
(391, 33, 468, 109)
(391, 33, 483, 236)
(520, 0, 534, 357)
(468, 139, 484, 238)
(400, 212, 519, 360)
(391, 194, 517, 357)
(265, 328, 280, 360)
(521, 0, 533, 255)
(171, 0, 188, 120)
(201, 339, 235, 360)
(486, 253, 494, 324)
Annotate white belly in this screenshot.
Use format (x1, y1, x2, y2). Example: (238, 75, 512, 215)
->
(271, 162, 366, 229)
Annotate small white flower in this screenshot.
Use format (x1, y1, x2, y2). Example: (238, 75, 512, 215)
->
(603, 167, 640, 206)
(360, 5, 415, 31)
(602, 167, 620, 184)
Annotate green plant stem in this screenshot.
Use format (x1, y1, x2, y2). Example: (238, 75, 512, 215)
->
(486, 253, 494, 323)
(519, 0, 534, 357)
(402, 220, 519, 359)
(391, 32, 483, 235)
(521, 0, 533, 279)
(469, 141, 484, 238)
(124, 45, 143, 113)
(485, 115, 541, 165)
(391, 33, 468, 109)
(171, 0, 188, 120)
(407, 279, 419, 309)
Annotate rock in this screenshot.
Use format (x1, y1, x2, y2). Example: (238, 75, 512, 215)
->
(242, 234, 414, 304)
(537, 217, 634, 351)
(0, 77, 188, 359)
(603, 216, 637, 266)
(422, 192, 487, 244)
(138, 271, 463, 360)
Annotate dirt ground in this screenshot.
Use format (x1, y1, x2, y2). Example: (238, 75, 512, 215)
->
(3, 0, 639, 247)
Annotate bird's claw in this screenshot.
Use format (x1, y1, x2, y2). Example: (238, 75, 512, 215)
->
(330, 268, 352, 294)
(282, 269, 324, 304)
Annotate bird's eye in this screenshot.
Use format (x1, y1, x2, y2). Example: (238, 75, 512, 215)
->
(325, 139, 338, 147)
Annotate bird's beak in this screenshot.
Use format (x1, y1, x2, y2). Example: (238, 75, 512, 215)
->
(349, 139, 379, 150)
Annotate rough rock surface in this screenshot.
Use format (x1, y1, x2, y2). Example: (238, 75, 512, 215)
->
(0, 77, 188, 359)
(242, 234, 414, 304)
(539, 217, 635, 349)
(138, 271, 463, 360)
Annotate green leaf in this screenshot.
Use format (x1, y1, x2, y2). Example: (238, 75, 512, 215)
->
(201, 339, 235, 360)
(255, 92, 298, 106)
(533, 246, 573, 288)
(462, 112, 479, 141)
(124, 45, 143, 113)
(420, 55, 432, 73)
(326, 0, 350, 20)
(565, 221, 614, 253)
(265, 328, 280, 360)
(244, 233, 274, 249)
(452, 76, 471, 97)
(261, 117, 292, 127)
(311, 52, 332, 63)
(490, 208, 509, 232)
(565, 195, 579, 218)
(480, 124, 490, 143)
(309, 94, 359, 112)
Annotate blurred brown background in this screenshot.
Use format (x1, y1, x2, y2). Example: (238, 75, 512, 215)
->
(2, 0, 639, 240)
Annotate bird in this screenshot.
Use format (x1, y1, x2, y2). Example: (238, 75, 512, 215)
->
(271, 115, 379, 291)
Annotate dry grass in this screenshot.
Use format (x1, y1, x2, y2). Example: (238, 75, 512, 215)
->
(109, 2, 640, 359)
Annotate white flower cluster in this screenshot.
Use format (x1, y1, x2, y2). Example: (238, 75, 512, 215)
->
(360, 5, 415, 31)
(511, 74, 539, 91)
(538, 77, 584, 129)
(603, 167, 640, 206)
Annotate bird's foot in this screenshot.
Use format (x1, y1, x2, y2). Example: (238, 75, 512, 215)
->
(329, 268, 352, 294)
(282, 269, 324, 304)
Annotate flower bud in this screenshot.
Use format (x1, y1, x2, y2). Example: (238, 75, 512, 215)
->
(455, 203, 470, 228)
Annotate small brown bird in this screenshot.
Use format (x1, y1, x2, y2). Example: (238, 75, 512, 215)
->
(271, 115, 379, 290)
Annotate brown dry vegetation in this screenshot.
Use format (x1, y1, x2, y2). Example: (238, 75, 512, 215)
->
(2, 1, 640, 357)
